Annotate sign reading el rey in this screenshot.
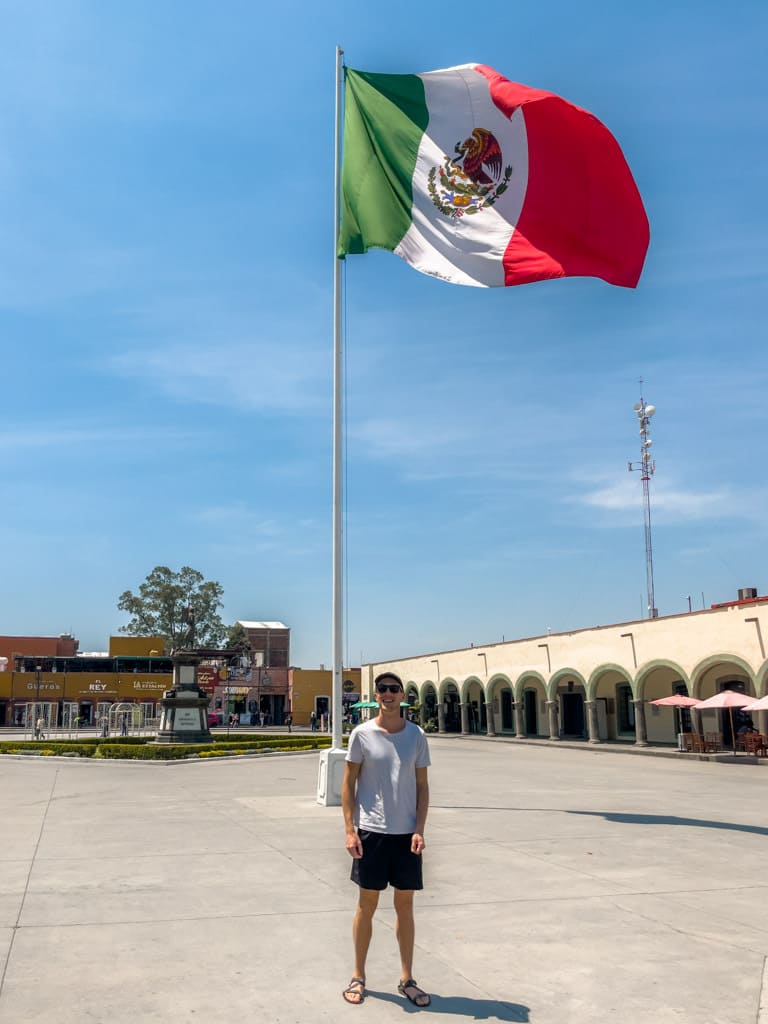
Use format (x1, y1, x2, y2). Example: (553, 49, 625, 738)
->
(174, 707, 202, 731)
(14, 672, 171, 700)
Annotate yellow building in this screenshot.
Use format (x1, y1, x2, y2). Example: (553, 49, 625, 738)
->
(288, 667, 361, 726)
(109, 636, 166, 657)
(0, 636, 172, 727)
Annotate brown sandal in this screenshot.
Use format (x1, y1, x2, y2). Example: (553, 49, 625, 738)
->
(343, 977, 366, 1004)
(398, 978, 431, 1007)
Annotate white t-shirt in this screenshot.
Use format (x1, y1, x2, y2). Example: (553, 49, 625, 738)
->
(346, 719, 431, 834)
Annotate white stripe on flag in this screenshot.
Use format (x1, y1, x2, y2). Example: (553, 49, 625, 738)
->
(395, 66, 529, 287)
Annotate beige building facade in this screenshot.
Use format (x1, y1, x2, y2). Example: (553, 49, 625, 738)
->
(362, 596, 768, 747)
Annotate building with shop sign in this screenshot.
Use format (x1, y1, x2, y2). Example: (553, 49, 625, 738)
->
(197, 621, 292, 724)
(362, 590, 768, 748)
(0, 635, 171, 728)
(0, 622, 306, 729)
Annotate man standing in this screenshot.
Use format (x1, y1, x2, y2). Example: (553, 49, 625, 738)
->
(341, 672, 431, 1008)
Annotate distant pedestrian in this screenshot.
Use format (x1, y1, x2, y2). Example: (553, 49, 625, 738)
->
(120, 713, 128, 736)
(310, 710, 317, 732)
(285, 713, 293, 734)
(35, 717, 45, 740)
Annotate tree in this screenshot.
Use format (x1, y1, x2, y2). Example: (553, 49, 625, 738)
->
(225, 621, 252, 653)
(117, 566, 226, 651)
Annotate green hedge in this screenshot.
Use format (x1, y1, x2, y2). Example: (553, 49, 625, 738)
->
(0, 742, 97, 757)
(97, 743, 195, 760)
(96, 737, 334, 760)
(207, 737, 333, 751)
(0, 734, 335, 761)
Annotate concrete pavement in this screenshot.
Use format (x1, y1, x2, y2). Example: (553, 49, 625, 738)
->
(0, 738, 766, 1023)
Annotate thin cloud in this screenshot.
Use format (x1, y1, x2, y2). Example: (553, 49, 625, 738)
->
(575, 476, 746, 523)
(191, 504, 283, 537)
(0, 425, 196, 450)
(109, 339, 327, 415)
(353, 418, 472, 460)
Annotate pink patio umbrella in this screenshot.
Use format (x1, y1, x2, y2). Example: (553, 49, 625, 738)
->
(694, 690, 755, 750)
(649, 694, 700, 745)
(742, 695, 768, 713)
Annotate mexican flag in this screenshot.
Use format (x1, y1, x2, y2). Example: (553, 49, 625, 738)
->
(339, 64, 649, 289)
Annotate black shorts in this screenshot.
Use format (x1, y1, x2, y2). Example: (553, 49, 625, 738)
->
(350, 829, 423, 891)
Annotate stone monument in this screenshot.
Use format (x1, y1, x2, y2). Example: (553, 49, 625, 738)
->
(155, 650, 212, 744)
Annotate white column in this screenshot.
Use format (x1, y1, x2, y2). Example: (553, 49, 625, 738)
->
(633, 699, 648, 747)
(547, 700, 560, 740)
(586, 700, 601, 744)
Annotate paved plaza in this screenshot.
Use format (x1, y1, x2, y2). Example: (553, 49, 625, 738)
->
(0, 738, 766, 1024)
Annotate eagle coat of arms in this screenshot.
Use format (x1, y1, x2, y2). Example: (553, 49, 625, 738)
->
(427, 128, 513, 219)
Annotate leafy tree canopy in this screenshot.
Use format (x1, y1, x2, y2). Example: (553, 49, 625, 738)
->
(225, 621, 252, 652)
(117, 565, 226, 651)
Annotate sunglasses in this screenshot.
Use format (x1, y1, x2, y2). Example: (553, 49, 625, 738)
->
(376, 684, 403, 694)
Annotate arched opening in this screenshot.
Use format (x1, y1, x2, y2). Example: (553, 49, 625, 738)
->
(405, 685, 420, 723)
(422, 684, 438, 731)
(440, 681, 461, 732)
(590, 666, 633, 741)
(638, 662, 690, 745)
(464, 677, 486, 733)
(692, 657, 756, 748)
(488, 675, 514, 733)
(516, 675, 547, 737)
(551, 672, 587, 740)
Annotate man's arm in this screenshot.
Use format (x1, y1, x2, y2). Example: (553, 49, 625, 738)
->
(412, 765, 429, 854)
(342, 761, 363, 858)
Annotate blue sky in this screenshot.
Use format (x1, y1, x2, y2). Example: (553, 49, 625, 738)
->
(1, 2, 766, 665)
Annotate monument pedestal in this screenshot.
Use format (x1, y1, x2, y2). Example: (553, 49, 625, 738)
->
(155, 651, 212, 745)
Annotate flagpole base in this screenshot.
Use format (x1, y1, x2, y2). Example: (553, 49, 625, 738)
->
(316, 747, 346, 806)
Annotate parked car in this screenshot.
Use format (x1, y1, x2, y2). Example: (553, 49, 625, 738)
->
(207, 711, 224, 727)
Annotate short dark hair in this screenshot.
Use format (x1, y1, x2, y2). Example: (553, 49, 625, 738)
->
(374, 671, 403, 690)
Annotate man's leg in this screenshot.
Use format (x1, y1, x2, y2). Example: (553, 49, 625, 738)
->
(394, 890, 430, 1006)
(346, 888, 378, 1003)
(393, 888, 416, 981)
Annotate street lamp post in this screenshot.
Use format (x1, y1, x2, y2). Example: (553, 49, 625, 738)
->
(34, 663, 42, 736)
(254, 663, 261, 725)
(261, 673, 271, 725)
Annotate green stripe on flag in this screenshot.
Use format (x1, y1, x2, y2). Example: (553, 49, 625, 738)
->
(339, 69, 428, 257)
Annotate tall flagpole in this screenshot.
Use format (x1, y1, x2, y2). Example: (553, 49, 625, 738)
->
(317, 45, 347, 803)
(315, 44, 346, 802)
(331, 44, 344, 753)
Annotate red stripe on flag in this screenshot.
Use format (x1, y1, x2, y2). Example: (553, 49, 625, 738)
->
(475, 65, 650, 289)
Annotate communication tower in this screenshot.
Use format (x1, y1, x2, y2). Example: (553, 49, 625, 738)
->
(628, 385, 658, 618)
